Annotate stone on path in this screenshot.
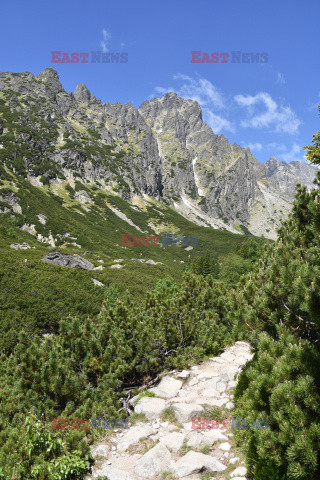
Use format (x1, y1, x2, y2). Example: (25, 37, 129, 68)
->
(171, 450, 226, 477)
(229, 456, 240, 464)
(159, 432, 185, 452)
(172, 403, 204, 423)
(90, 444, 109, 458)
(231, 466, 248, 477)
(219, 442, 231, 451)
(134, 397, 167, 420)
(150, 376, 182, 398)
(117, 425, 157, 452)
(88, 341, 254, 479)
(94, 466, 138, 480)
(134, 443, 171, 478)
(176, 370, 190, 379)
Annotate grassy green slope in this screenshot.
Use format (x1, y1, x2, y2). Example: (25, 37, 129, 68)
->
(0, 169, 266, 353)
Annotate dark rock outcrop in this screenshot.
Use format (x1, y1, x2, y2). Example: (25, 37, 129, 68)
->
(41, 252, 94, 270)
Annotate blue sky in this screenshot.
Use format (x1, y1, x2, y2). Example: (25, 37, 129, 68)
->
(0, 0, 319, 164)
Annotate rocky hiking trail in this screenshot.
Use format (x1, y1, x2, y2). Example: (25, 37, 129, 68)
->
(86, 342, 254, 480)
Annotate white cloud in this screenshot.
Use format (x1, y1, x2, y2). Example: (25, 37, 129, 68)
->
(278, 143, 303, 163)
(204, 110, 234, 134)
(120, 42, 126, 48)
(245, 142, 262, 151)
(276, 73, 286, 85)
(101, 28, 111, 53)
(172, 74, 226, 110)
(234, 92, 301, 134)
(267, 142, 287, 152)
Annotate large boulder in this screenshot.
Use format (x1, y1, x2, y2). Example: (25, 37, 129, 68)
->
(134, 442, 171, 478)
(171, 403, 204, 423)
(90, 444, 109, 459)
(10, 242, 30, 250)
(41, 252, 94, 270)
(150, 376, 183, 399)
(171, 450, 226, 477)
(159, 432, 185, 452)
(117, 425, 157, 453)
(134, 397, 167, 420)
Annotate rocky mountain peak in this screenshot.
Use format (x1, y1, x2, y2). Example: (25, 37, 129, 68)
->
(35, 68, 64, 94)
(74, 83, 96, 103)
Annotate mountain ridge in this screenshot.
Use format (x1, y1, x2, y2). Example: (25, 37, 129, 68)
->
(0, 67, 317, 239)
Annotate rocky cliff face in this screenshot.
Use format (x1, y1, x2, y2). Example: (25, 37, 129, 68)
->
(0, 68, 317, 239)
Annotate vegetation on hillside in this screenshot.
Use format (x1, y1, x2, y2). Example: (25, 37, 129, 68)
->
(0, 108, 320, 478)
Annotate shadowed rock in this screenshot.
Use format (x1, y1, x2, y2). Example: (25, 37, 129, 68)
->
(41, 252, 94, 270)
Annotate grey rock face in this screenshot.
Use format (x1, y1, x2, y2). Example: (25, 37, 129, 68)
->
(10, 242, 31, 250)
(0, 191, 22, 214)
(41, 252, 94, 270)
(74, 84, 97, 104)
(74, 190, 93, 204)
(265, 157, 318, 200)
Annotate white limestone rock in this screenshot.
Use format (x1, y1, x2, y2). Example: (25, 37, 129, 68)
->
(159, 432, 185, 452)
(171, 450, 226, 477)
(134, 397, 167, 420)
(231, 466, 248, 477)
(134, 442, 171, 478)
(171, 403, 204, 423)
(219, 442, 231, 451)
(90, 444, 109, 459)
(117, 425, 156, 452)
(150, 376, 182, 398)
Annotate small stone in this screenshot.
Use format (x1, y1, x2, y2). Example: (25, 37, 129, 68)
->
(230, 466, 247, 477)
(226, 401, 234, 410)
(189, 378, 199, 386)
(90, 444, 109, 458)
(91, 278, 104, 286)
(160, 421, 169, 428)
(176, 370, 190, 379)
(219, 442, 231, 451)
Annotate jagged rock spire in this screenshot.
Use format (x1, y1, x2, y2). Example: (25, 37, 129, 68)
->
(74, 83, 96, 103)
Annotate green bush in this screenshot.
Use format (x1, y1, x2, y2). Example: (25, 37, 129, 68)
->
(233, 326, 320, 480)
(0, 271, 233, 478)
(0, 414, 91, 479)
